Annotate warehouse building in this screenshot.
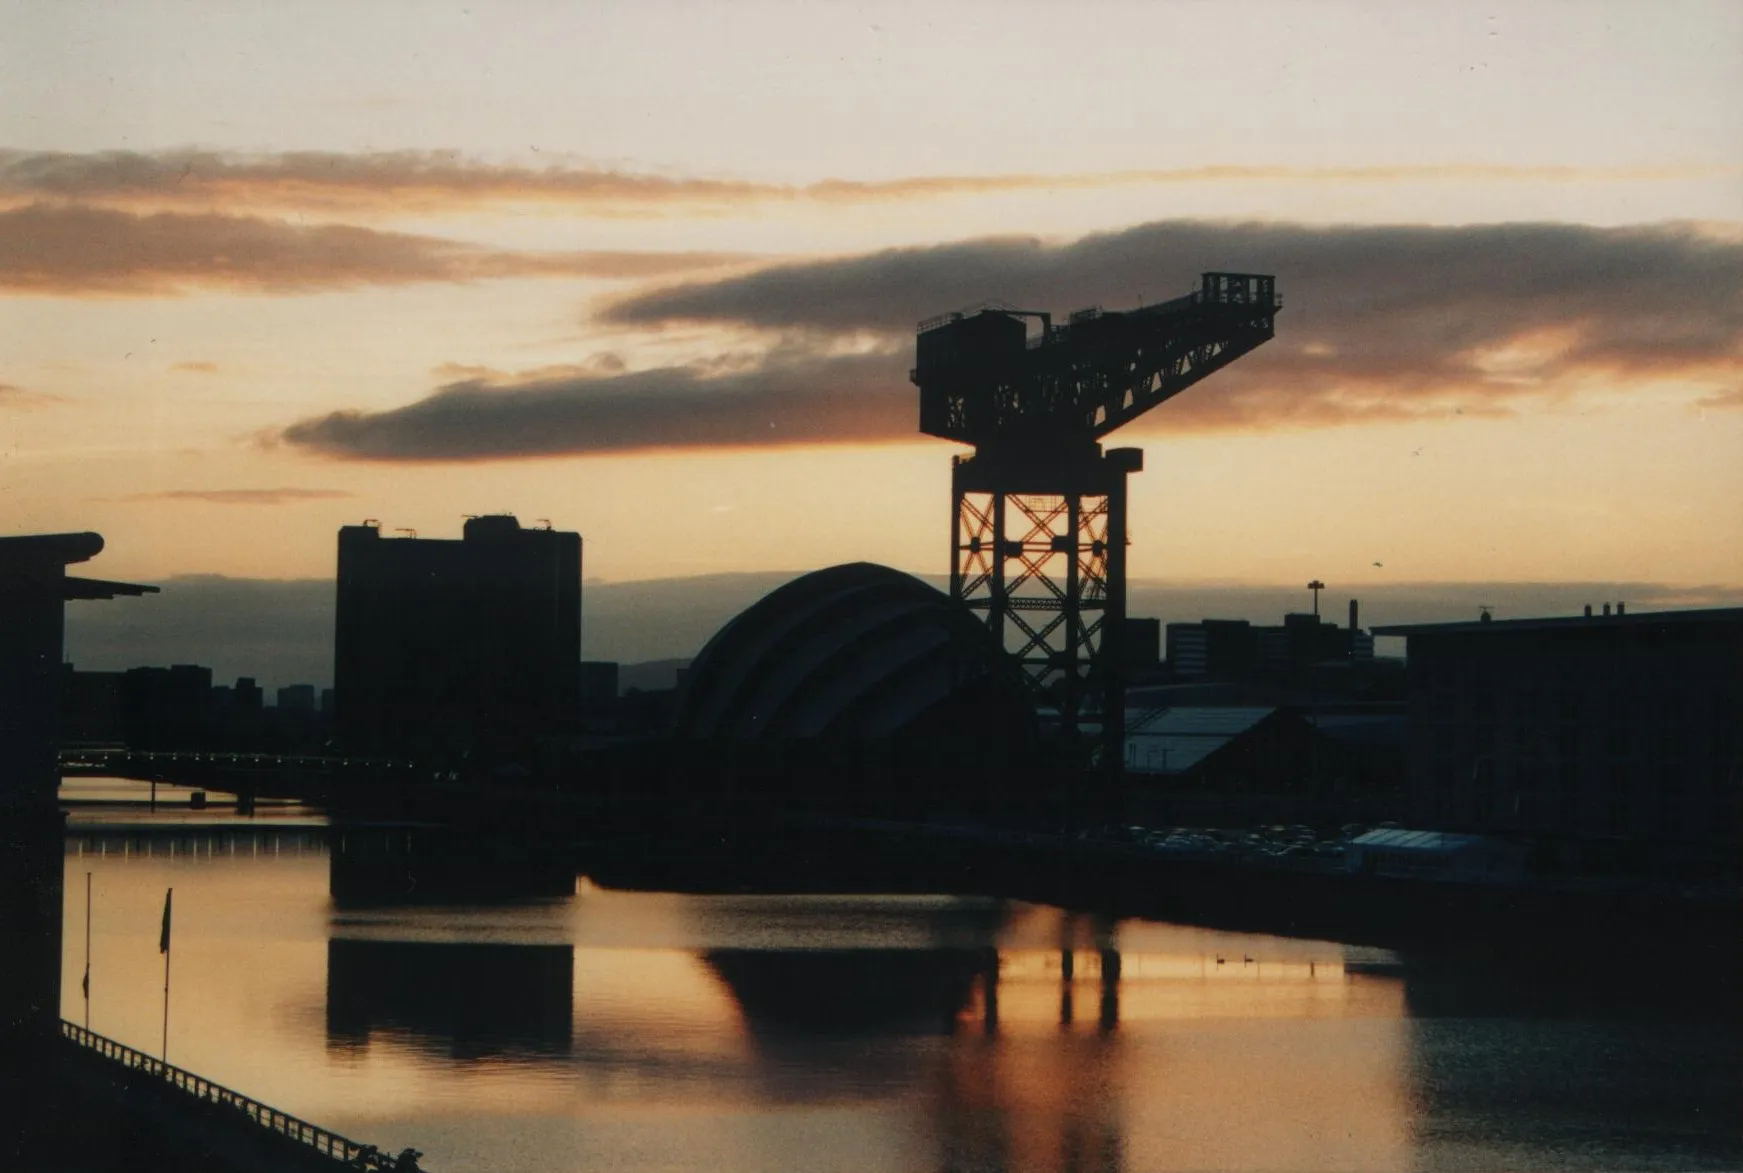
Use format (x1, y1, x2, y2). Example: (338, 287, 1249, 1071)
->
(1373, 607, 1742, 866)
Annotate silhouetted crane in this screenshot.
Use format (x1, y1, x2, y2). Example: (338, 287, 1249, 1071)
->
(912, 272, 1280, 769)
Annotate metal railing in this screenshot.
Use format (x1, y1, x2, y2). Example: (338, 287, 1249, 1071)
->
(59, 1021, 409, 1170)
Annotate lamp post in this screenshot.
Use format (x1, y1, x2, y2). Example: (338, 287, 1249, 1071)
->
(1304, 581, 1327, 807)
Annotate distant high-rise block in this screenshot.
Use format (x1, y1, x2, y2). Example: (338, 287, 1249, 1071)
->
(1165, 611, 1370, 681)
(62, 666, 125, 745)
(233, 676, 263, 713)
(122, 664, 214, 750)
(276, 684, 317, 712)
(579, 661, 619, 705)
(1165, 619, 1256, 680)
(334, 515, 581, 761)
(1121, 618, 1162, 672)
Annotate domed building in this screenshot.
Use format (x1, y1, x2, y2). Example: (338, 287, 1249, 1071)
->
(672, 563, 1038, 810)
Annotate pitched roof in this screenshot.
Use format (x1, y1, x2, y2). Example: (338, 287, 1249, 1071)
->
(1127, 706, 1275, 736)
(1124, 706, 1276, 774)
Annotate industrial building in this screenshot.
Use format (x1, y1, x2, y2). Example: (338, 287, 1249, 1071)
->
(1374, 607, 1743, 865)
(334, 515, 581, 763)
(1124, 706, 1303, 780)
(1123, 705, 1398, 825)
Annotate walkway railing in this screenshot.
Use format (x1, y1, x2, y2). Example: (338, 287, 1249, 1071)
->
(59, 1021, 410, 1170)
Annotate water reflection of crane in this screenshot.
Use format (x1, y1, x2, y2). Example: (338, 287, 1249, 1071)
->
(703, 939, 1129, 1173)
(702, 942, 1128, 1038)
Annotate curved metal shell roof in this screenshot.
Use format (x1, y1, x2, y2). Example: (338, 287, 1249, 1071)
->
(674, 562, 1029, 741)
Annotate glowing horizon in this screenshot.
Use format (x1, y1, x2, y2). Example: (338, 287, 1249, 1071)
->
(4, 1, 1740, 592)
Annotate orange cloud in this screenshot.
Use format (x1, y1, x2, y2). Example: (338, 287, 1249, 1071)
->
(0, 149, 1724, 216)
(120, 488, 356, 505)
(0, 205, 754, 296)
(0, 380, 65, 407)
(1695, 387, 1743, 410)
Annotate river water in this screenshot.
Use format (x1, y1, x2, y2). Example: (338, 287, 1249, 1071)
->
(59, 784, 1741, 1173)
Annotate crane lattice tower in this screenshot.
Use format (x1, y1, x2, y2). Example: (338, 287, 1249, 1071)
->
(911, 272, 1280, 769)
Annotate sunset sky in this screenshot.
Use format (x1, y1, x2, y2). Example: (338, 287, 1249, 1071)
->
(4, 0, 1741, 598)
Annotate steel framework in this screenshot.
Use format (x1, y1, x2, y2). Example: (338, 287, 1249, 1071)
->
(914, 272, 1280, 767)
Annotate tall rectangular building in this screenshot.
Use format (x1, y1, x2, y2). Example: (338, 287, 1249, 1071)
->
(335, 515, 581, 761)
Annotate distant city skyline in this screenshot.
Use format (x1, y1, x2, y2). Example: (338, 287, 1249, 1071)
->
(62, 568, 1743, 696)
(4, 1, 1741, 591)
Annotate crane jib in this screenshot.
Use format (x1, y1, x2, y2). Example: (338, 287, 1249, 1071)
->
(912, 272, 1279, 450)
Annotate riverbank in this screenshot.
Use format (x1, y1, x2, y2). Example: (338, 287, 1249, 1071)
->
(577, 812, 1743, 965)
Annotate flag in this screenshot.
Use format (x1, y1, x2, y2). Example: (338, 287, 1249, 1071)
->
(81, 966, 89, 999)
(159, 888, 173, 955)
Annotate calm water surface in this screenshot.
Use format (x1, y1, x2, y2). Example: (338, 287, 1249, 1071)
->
(58, 788, 1741, 1173)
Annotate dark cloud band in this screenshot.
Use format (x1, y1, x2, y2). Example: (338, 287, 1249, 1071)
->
(282, 349, 910, 461)
(284, 218, 1743, 461)
(121, 488, 356, 505)
(606, 218, 1743, 415)
(0, 204, 751, 295)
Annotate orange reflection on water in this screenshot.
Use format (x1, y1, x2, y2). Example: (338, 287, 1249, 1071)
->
(62, 836, 1418, 1173)
(938, 925, 1412, 1172)
(989, 948, 1403, 1027)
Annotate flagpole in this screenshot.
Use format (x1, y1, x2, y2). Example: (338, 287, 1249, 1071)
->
(160, 887, 172, 1063)
(83, 871, 91, 1030)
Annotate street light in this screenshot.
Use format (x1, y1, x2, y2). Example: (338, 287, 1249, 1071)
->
(1307, 580, 1325, 617)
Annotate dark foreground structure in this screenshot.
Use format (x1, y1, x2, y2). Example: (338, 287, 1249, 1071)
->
(3, 533, 420, 1173)
(1, 533, 153, 1045)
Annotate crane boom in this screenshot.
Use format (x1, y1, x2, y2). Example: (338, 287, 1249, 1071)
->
(914, 272, 1278, 450)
